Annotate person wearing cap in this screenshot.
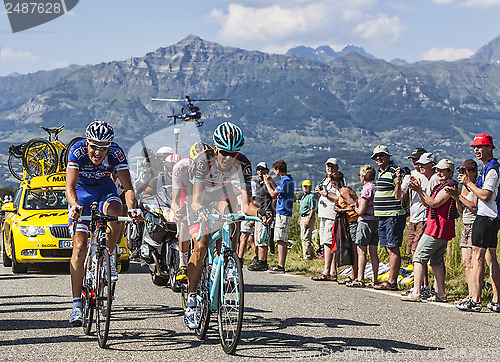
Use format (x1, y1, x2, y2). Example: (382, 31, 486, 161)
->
(298, 180, 317, 260)
(371, 145, 406, 291)
(402, 151, 441, 295)
(445, 159, 478, 305)
(312, 158, 341, 281)
(402, 159, 459, 302)
(455, 134, 500, 313)
(265, 159, 295, 273)
(248, 162, 276, 271)
(401, 148, 427, 257)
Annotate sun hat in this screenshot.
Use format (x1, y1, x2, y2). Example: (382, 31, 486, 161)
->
(416, 152, 437, 165)
(471, 133, 495, 149)
(371, 145, 391, 159)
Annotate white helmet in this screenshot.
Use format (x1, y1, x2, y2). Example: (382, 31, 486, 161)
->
(156, 146, 173, 156)
(86, 120, 114, 143)
(164, 154, 181, 171)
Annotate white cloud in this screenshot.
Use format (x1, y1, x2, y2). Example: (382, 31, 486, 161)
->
(0, 48, 39, 62)
(432, 0, 500, 6)
(354, 14, 406, 45)
(211, 3, 328, 42)
(208, 1, 378, 43)
(422, 47, 474, 61)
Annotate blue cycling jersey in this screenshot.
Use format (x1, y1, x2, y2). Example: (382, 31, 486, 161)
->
(67, 139, 128, 186)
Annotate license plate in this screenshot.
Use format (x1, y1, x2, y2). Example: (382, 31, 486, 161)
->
(59, 240, 73, 249)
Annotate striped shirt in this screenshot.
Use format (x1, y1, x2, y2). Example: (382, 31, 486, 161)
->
(374, 162, 406, 217)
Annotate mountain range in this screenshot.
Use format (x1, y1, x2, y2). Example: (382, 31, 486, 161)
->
(2, 34, 500, 189)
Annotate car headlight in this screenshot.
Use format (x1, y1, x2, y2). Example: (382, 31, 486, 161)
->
(20, 225, 45, 237)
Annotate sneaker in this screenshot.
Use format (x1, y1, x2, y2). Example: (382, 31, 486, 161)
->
(270, 265, 285, 274)
(454, 298, 482, 312)
(487, 301, 500, 312)
(421, 286, 432, 300)
(184, 306, 198, 329)
(69, 307, 83, 327)
(248, 261, 268, 271)
(176, 266, 188, 283)
(109, 259, 119, 283)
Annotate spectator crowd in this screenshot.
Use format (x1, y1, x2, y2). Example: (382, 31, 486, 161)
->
(134, 132, 500, 314)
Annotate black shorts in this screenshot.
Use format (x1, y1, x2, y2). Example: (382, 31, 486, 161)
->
(472, 215, 500, 249)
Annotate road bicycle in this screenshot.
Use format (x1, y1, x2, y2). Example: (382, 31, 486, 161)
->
(8, 143, 26, 181)
(185, 212, 266, 354)
(21, 124, 83, 178)
(78, 204, 132, 348)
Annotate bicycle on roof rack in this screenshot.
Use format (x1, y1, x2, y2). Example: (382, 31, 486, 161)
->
(21, 124, 84, 179)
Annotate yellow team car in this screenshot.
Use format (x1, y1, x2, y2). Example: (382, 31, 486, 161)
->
(1, 173, 130, 273)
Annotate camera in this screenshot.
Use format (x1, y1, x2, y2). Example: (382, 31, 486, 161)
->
(318, 184, 324, 191)
(400, 167, 411, 177)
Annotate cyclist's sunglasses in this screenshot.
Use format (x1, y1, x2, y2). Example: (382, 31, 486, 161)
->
(217, 148, 239, 158)
(87, 141, 111, 151)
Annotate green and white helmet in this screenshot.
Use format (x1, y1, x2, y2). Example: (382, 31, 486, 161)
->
(212, 122, 244, 152)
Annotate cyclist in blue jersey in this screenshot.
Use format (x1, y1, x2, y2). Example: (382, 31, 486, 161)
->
(183, 122, 271, 329)
(66, 120, 143, 327)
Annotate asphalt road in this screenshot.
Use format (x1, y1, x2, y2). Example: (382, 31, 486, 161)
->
(1, 256, 499, 361)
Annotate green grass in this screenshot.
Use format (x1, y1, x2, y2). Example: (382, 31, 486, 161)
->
(242, 202, 500, 303)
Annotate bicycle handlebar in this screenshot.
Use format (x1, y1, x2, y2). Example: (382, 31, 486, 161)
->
(195, 213, 266, 243)
(78, 215, 133, 223)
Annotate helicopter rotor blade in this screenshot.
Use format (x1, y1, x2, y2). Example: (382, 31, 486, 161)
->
(151, 98, 185, 102)
(190, 98, 229, 102)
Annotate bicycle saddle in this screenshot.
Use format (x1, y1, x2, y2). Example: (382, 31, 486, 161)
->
(41, 124, 65, 136)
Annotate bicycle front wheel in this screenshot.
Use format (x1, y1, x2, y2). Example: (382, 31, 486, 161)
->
(22, 138, 58, 178)
(82, 251, 94, 336)
(96, 249, 112, 348)
(217, 251, 244, 354)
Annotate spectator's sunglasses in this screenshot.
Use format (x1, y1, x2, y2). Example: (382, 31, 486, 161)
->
(216, 148, 239, 158)
(87, 141, 111, 151)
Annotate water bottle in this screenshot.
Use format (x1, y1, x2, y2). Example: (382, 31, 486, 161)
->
(210, 256, 219, 283)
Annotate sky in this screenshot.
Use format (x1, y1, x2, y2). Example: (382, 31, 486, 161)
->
(1, 0, 500, 76)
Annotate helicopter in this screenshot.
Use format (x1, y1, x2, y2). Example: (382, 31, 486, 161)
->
(151, 95, 228, 127)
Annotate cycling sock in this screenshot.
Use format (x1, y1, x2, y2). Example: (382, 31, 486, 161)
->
(72, 297, 82, 309)
(180, 252, 189, 268)
(187, 292, 197, 308)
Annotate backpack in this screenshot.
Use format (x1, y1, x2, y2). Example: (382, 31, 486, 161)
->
(477, 158, 500, 218)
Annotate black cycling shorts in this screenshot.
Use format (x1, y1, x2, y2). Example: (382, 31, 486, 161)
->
(472, 215, 500, 249)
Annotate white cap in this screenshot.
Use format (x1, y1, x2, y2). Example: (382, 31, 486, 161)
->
(416, 152, 437, 165)
(256, 162, 268, 169)
(325, 158, 338, 165)
(434, 159, 455, 172)
(371, 145, 391, 159)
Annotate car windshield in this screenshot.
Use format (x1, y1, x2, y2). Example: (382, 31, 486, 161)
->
(23, 188, 68, 210)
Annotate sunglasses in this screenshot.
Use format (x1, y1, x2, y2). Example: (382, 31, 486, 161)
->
(217, 149, 239, 158)
(373, 153, 386, 159)
(87, 141, 111, 151)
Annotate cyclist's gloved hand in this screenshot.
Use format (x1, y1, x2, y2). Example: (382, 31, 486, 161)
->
(195, 207, 210, 222)
(69, 205, 83, 221)
(175, 205, 187, 221)
(128, 208, 144, 222)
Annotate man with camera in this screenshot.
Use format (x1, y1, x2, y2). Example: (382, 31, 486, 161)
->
(371, 145, 406, 291)
(455, 134, 500, 312)
(311, 158, 341, 281)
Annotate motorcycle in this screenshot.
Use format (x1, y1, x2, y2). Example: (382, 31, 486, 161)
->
(139, 192, 183, 292)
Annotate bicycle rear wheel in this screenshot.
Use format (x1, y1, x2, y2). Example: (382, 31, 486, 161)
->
(195, 257, 211, 340)
(96, 249, 112, 348)
(22, 138, 58, 178)
(61, 137, 84, 170)
(8, 153, 24, 181)
(217, 250, 244, 354)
